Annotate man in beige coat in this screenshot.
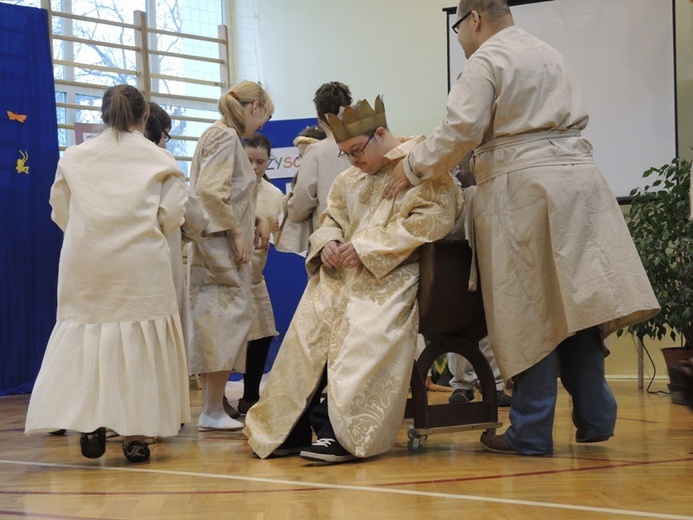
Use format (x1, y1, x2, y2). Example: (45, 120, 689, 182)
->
(286, 82, 352, 234)
(386, 0, 660, 455)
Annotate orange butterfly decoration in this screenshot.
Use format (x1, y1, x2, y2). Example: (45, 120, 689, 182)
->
(7, 111, 28, 123)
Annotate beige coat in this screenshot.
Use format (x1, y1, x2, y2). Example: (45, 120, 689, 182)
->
(404, 26, 660, 380)
(167, 189, 208, 354)
(248, 178, 284, 340)
(245, 138, 461, 458)
(287, 136, 350, 231)
(187, 122, 257, 374)
(26, 129, 191, 437)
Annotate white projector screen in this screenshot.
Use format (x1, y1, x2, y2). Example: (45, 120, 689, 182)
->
(445, 0, 677, 200)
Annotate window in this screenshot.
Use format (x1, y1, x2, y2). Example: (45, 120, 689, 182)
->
(5, 0, 228, 178)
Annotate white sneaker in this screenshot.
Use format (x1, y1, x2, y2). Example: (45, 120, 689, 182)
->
(197, 412, 244, 431)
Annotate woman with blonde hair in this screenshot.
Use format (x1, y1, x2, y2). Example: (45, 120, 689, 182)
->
(25, 84, 190, 463)
(188, 81, 274, 430)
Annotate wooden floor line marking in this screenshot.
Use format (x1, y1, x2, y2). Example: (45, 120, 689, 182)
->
(0, 459, 691, 519)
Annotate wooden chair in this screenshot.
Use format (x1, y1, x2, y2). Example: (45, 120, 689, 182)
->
(404, 239, 502, 453)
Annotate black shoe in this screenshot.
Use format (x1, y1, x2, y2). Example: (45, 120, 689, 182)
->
(123, 440, 151, 462)
(80, 427, 106, 459)
(223, 395, 241, 419)
(575, 430, 611, 443)
(49, 429, 67, 436)
(237, 398, 258, 415)
(299, 438, 358, 464)
(496, 391, 512, 407)
(449, 388, 474, 404)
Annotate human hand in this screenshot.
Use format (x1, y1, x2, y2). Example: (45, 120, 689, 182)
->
(383, 160, 411, 199)
(320, 240, 342, 269)
(337, 242, 362, 269)
(229, 227, 250, 264)
(254, 216, 271, 250)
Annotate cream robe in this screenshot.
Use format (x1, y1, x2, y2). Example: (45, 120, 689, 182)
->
(249, 178, 283, 340)
(167, 188, 208, 355)
(245, 138, 461, 459)
(187, 122, 257, 374)
(287, 137, 351, 231)
(404, 26, 660, 380)
(25, 129, 191, 437)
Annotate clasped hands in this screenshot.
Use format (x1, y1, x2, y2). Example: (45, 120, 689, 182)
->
(321, 240, 362, 270)
(229, 216, 271, 265)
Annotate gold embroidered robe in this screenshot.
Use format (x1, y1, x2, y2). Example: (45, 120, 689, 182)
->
(245, 138, 461, 458)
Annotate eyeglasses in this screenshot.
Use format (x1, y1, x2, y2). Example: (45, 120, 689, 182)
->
(338, 131, 375, 159)
(163, 129, 171, 143)
(452, 11, 472, 34)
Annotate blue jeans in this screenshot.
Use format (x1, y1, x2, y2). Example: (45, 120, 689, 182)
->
(503, 326, 617, 455)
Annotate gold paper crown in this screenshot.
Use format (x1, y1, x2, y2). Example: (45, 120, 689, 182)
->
(326, 96, 387, 143)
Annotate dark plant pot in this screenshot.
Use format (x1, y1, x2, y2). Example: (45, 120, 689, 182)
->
(661, 347, 693, 405)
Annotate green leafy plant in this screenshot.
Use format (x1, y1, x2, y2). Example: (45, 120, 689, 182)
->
(623, 157, 692, 348)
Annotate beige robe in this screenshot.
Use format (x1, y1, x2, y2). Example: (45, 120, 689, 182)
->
(249, 178, 283, 341)
(25, 129, 191, 437)
(167, 189, 208, 355)
(187, 122, 257, 374)
(245, 138, 461, 459)
(287, 137, 351, 231)
(403, 26, 660, 380)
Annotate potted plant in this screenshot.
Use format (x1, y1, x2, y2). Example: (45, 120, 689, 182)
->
(623, 157, 692, 402)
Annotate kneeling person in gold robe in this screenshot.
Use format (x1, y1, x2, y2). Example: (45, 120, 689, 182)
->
(244, 97, 461, 464)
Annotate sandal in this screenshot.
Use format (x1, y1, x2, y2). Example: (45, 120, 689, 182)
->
(123, 440, 150, 463)
(80, 427, 106, 459)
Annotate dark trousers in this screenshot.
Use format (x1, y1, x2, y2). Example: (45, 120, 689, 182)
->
(504, 326, 617, 455)
(279, 367, 329, 449)
(242, 336, 272, 402)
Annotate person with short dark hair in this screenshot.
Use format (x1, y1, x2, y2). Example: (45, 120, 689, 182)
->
(286, 82, 352, 235)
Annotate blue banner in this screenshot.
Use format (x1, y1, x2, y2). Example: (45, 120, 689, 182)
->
(0, 4, 62, 395)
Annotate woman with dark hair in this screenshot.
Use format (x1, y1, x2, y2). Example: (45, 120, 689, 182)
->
(25, 84, 190, 463)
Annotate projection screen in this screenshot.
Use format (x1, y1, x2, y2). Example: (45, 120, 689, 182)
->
(445, 0, 677, 200)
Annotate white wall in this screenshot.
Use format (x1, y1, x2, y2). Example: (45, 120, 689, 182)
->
(249, 0, 455, 137)
(236, 0, 692, 380)
(676, 0, 693, 161)
(239, 0, 692, 162)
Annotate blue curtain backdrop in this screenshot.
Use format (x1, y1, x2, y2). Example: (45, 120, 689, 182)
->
(0, 4, 62, 395)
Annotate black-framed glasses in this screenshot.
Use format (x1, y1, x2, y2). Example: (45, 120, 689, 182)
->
(163, 129, 171, 142)
(452, 11, 472, 34)
(338, 131, 376, 159)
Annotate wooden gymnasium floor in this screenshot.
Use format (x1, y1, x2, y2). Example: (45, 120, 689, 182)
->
(0, 380, 691, 520)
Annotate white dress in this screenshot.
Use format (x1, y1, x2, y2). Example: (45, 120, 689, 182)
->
(25, 129, 191, 437)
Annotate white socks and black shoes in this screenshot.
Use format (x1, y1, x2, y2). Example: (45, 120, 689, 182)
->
(299, 437, 358, 464)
